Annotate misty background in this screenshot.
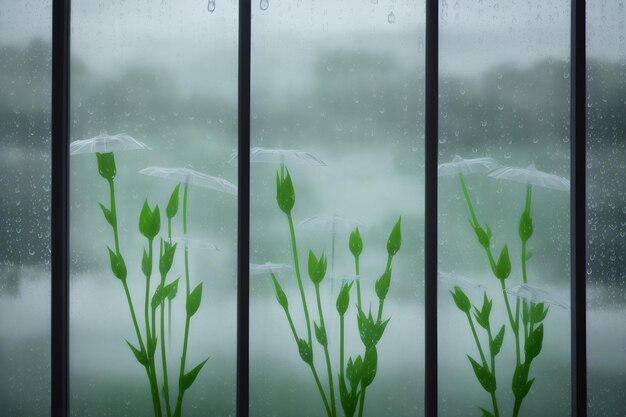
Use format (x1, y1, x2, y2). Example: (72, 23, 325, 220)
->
(1, 0, 624, 417)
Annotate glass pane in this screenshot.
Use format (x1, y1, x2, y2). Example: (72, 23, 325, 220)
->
(69, 1, 238, 416)
(0, 1, 52, 416)
(587, 3, 626, 416)
(250, 1, 425, 416)
(438, 1, 571, 416)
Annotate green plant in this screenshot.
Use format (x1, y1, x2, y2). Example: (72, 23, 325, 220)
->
(94, 152, 207, 417)
(270, 164, 402, 417)
(450, 172, 549, 417)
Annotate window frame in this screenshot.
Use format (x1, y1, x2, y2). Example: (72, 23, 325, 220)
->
(48, 0, 589, 416)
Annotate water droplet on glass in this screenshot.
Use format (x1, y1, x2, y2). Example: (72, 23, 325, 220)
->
(207, 0, 215, 13)
(387, 11, 395, 23)
(481, 120, 488, 127)
(260, 0, 269, 10)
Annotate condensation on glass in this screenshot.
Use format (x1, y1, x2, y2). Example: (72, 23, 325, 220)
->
(0, 1, 52, 417)
(69, 1, 238, 416)
(586, 3, 626, 416)
(438, 1, 571, 416)
(250, 1, 425, 416)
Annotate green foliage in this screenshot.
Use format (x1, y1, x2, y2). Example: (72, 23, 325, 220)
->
(493, 245, 511, 280)
(467, 355, 496, 393)
(491, 325, 506, 357)
(518, 210, 534, 242)
(315, 322, 328, 347)
(107, 247, 127, 282)
(96, 152, 116, 180)
(339, 375, 359, 417)
(375, 269, 392, 301)
(525, 324, 544, 362)
(141, 248, 152, 278)
(271, 273, 289, 310)
(473, 293, 493, 329)
(357, 308, 389, 349)
(126, 340, 148, 367)
(512, 363, 534, 401)
(181, 358, 209, 391)
(336, 281, 353, 316)
(450, 286, 471, 313)
(165, 277, 180, 301)
(159, 240, 177, 276)
(349, 227, 363, 258)
(139, 200, 161, 240)
(275, 165, 295, 215)
(473, 224, 491, 249)
(530, 303, 549, 324)
(346, 356, 363, 390)
(99, 202, 115, 226)
(308, 250, 327, 285)
(186, 283, 203, 317)
(297, 338, 313, 365)
(361, 347, 378, 388)
(386, 216, 402, 257)
(166, 183, 180, 219)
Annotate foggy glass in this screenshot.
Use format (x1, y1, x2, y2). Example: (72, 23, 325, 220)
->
(68, 1, 238, 416)
(0, 1, 52, 417)
(438, 1, 571, 416)
(249, 1, 425, 416)
(587, 3, 626, 416)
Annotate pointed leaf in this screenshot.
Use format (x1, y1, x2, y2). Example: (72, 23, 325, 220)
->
(491, 325, 505, 357)
(386, 217, 402, 257)
(186, 282, 203, 317)
(181, 358, 209, 391)
(467, 355, 496, 393)
(107, 247, 127, 281)
(125, 340, 148, 367)
(166, 183, 180, 219)
(314, 322, 328, 347)
(98, 202, 115, 226)
(361, 347, 378, 387)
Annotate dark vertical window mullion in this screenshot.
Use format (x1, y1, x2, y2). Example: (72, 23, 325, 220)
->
(237, 0, 251, 416)
(51, 0, 71, 416)
(425, 0, 439, 416)
(571, 0, 587, 416)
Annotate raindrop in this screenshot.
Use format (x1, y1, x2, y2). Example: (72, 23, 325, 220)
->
(387, 11, 395, 23)
(207, 0, 215, 13)
(260, 0, 269, 10)
(481, 120, 488, 127)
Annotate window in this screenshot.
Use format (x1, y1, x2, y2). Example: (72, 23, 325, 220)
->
(0, 1, 624, 417)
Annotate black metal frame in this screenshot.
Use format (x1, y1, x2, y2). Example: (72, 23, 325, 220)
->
(48, 0, 588, 416)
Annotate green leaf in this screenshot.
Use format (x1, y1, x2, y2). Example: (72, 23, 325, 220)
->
(357, 308, 387, 349)
(141, 248, 151, 278)
(346, 356, 362, 390)
(314, 322, 328, 347)
(525, 324, 544, 362)
(276, 165, 295, 215)
(125, 340, 148, 367)
(181, 358, 209, 391)
(271, 273, 289, 309)
(473, 225, 490, 249)
(467, 355, 496, 393)
(107, 247, 127, 282)
(386, 217, 402, 257)
(151, 284, 166, 310)
(512, 362, 534, 400)
(361, 347, 378, 387)
(375, 269, 392, 301)
(98, 202, 115, 226)
(165, 277, 180, 301)
(522, 301, 530, 326)
(349, 227, 363, 258)
(491, 325, 506, 357)
(336, 281, 353, 316)
(148, 336, 158, 359)
(530, 303, 549, 324)
(159, 240, 177, 276)
(493, 245, 511, 280)
(139, 200, 160, 240)
(339, 375, 359, 417)
(308, 250, 327, 285)
(450, 286, 471, 313)
(166, 183, 180, 219)
(186, 283, 203, 317)
(519, 210, 534, 242)
(479, 408, 496, 417)
(96, 152, 116, 180)
(473, 293, 492, 329)
(297, 338, 313, 365)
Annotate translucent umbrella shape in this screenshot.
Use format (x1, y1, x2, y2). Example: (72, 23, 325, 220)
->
(438, 271, 487, 293)
(170, 236, 219, 251)
(139, 167, 237, 196)
(299, 215, 365, 232)
(229, 147, 327, 166)
(69, 133, 151, 155)
(488, 163, 570, 192)
(328, 274, 363, 282)
(249, 262, 294, 276)
(438, 155, 502, 177)
(505, 284, 569, 309)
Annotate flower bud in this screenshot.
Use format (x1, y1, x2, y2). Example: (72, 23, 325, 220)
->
(349, 227, 363, 258)
(375, 269, 392, 301)
(493, 245, 511, 280)
(276, 166, 295, 215)
(308, 250, 327, 285)
(518, 210, 534, 242)
(450, 286, 471, 313)
(96, 152, 116, 180)
(386, 217, 402, 257)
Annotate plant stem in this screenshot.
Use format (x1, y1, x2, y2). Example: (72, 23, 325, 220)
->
(466, 313, 488, 366)
(160, 274, 172, 417)
(512, 398, 522, 417)
(174, 183, 191, 417)
(340, 315, 345, 375)
(459, 173, 479, 227)
(108, 177, 161, 417)
(355, 256, 361, 310)
(376, 255, 393, 322)
(358, 387, 367, 417)
(315, 284, 336, 417)
(287, 212, 313, 345)
(466, 313, 500, 417)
